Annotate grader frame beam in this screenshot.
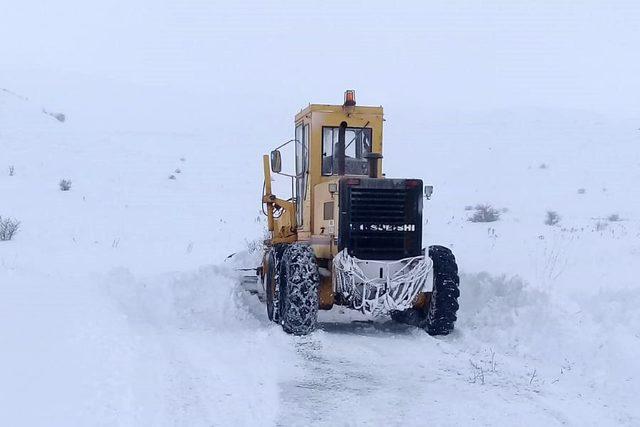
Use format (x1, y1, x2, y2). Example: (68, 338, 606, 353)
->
(262, 154, 297, 244)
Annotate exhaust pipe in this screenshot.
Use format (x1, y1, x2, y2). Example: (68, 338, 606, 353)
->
(365, 152, 382, 178)
(336, 121, 347, 175)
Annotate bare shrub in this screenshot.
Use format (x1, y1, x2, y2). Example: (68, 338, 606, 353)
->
(469, 360, 485, 385)
(8, 165, 15, 176)
(545, 211, 560, 226)
(607, 213, 621, 222)
(0, 217, 20, 241)
(468, 204, 501, 223)
(43, 109, 66, 122)
(595, 221, 608, 231)
(59, 179, 72, 191)
(246, 238, 265, 254)
(246, 228, 270, 254)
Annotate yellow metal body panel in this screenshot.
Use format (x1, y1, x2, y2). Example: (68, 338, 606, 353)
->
(264, 103, 385, 246)
(310, 180, 338, 259)
(295, 104, 384, 241)
(262, 99, 386, 310)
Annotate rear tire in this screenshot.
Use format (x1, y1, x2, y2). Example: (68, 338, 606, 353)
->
(279, 243, 320, 335)
(424, 245, 460, 336)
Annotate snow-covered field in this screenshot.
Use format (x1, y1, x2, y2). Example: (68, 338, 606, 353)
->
(2, 83, 639, 426)
(2, 2, 640, 425)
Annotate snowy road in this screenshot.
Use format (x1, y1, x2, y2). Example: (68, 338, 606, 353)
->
(234, 269, 639, 426)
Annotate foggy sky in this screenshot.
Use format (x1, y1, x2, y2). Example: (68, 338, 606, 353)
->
(2, 1, 639, 126)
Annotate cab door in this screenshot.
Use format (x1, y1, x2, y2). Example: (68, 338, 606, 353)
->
(295, 123, 310, 228)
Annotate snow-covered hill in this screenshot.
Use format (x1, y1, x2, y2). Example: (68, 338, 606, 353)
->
(1, 79, 639, 426)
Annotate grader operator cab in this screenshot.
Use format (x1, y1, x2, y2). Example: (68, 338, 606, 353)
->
(260, 91, 459, 335)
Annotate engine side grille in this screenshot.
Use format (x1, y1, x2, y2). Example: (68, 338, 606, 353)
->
(339, 179, 422, 260)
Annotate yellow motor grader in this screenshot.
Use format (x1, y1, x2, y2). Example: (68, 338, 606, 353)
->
(260, 91, 459, 335)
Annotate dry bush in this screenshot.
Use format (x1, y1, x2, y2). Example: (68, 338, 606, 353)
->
(545, 211, 561, 226)
(0, 217, 20, 241)
(595, 221, 608, 231)
(59, 179, 72, 191)
(608, 213, 621, 222)
(468, 204, 501, 223)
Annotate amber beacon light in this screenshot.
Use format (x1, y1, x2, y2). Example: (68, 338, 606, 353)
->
(343, 90, 356, 107)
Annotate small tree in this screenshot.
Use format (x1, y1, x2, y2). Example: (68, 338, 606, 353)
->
(59, 179, 72, 191)
(0, 217, 20, 241)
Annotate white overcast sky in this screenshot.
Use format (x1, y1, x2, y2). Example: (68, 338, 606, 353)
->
(2, 0, 640, 126)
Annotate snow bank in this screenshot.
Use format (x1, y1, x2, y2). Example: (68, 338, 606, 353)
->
(95, 265, 280, 426)
(0, 262, 281, 426)
(105, 266, 243, 330)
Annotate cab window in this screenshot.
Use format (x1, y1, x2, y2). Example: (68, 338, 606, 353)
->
(322, 126, 372, 175)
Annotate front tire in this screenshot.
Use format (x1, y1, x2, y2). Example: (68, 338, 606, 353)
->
(423, 245, 460, 335)
(390, 245, 460, 336)
(279, 243, 320, 335)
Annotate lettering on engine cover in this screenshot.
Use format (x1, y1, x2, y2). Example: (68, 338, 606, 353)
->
(351, 223, 416, 232)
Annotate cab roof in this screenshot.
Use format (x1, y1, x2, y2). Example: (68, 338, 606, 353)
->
(295, 104, 384, 122)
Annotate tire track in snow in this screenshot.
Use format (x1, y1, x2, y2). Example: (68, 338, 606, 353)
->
(241, 271, 640, 426)
(275, 319, 445, 426)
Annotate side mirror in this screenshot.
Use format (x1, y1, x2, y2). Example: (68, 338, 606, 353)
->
(270, 150, 282, 173)
(424, 185, 434, 200)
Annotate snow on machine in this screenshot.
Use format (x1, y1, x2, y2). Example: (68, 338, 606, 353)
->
(258, 91, 459, 335)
